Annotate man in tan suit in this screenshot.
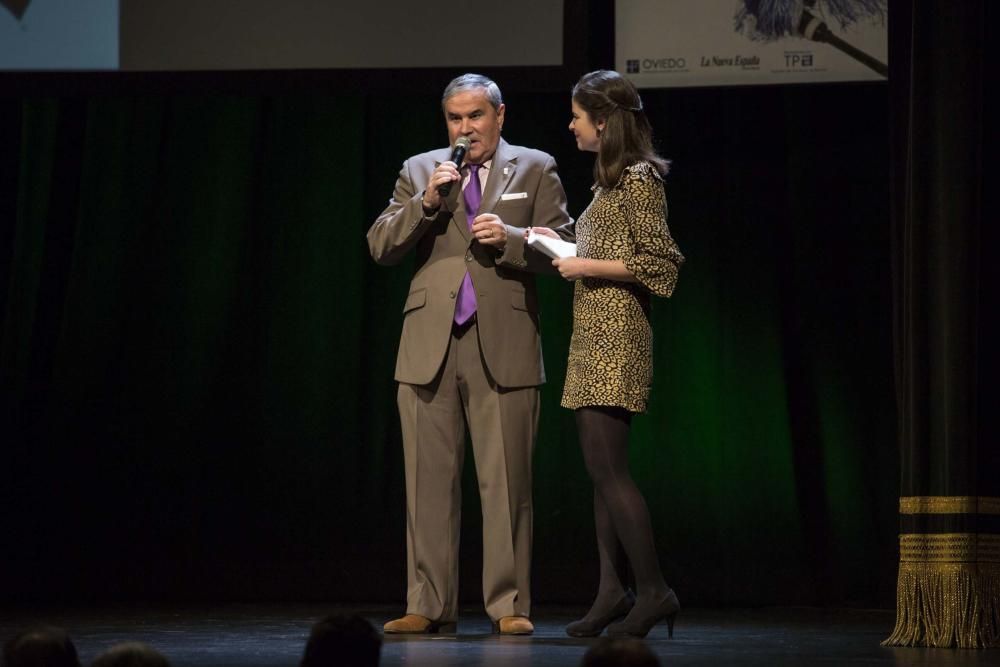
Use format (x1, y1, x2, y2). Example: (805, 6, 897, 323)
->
(367, 73, 571, 635)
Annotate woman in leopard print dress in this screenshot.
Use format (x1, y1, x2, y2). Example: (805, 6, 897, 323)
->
(534, 70, 684, 639)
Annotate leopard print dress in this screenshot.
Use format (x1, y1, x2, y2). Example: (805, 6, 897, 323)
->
(561, 161, 684, 414)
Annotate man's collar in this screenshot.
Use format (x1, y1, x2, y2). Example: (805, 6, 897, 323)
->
(470, 138, 509, 168)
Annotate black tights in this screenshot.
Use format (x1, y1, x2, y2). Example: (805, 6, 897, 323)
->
(576, 406, 668, 614)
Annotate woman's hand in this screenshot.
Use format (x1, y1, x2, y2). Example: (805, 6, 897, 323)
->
(527, 226, 559, 239)
(553, 257, 592, 281)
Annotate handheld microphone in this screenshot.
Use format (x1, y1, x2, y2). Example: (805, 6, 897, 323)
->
(437, 136, 472, 197)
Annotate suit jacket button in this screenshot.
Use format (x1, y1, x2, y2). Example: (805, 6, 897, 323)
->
(466, 254, 472, 261)
(449, 291, 456, 298)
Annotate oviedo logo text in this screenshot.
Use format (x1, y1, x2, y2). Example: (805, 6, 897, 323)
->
(626, 58, 687, 73)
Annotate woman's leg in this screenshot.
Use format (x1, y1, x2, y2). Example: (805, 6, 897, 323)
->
(593, 487, 625, 601)
(576, 406, 669, 604)
(565, 485, 631, 634)
(566, 406, 633, 634)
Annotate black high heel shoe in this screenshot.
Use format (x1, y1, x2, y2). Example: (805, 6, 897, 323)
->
(565, 590, 636, 638)
(606, 589, 680, 639)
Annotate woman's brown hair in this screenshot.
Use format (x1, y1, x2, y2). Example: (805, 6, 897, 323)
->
(572, 70, 670, 189)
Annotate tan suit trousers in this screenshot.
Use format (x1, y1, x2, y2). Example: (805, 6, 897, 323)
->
(397, 320, 538, 622)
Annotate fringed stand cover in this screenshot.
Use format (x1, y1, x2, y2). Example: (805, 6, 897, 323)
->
(883, 498, 1000, 648)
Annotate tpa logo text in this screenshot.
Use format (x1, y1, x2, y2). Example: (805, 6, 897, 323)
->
(784, 52, 814, 68)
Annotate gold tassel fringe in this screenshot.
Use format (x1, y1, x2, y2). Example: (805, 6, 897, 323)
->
(882, 562, 1000, 648)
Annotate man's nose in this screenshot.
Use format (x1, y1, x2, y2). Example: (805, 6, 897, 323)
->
(460, 118, 473, 134)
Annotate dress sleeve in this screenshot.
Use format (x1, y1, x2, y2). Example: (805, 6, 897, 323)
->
(621, 167, 685, 297)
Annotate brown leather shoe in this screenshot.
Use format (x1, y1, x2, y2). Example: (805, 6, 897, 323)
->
(492, 616, 534, 635)
(383, 614, 456, 634)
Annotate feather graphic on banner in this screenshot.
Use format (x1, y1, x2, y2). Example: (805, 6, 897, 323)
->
(1, 0, 31, 20)
(735, 0, 887, 77)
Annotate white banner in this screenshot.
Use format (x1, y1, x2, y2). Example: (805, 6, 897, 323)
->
(616, 0, 888, 88)
(2, 0, 562, 71)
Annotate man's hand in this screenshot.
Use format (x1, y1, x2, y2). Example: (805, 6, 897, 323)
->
(422, 161, 461, 211)
(471, 214, 508, 248)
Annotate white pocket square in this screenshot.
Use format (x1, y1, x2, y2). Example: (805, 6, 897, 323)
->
(500, 192, 528, 201)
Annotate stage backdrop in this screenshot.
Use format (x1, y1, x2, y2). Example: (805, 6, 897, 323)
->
(0, 81, 894, 608)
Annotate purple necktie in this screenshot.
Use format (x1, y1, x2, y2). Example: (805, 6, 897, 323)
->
(454, 164, 482, 326)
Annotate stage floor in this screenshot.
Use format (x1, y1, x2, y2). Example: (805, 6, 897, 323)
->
(1, 604, 991, 666)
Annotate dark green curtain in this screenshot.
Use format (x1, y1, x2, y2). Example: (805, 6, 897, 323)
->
(1, 82, 894, 607)
(883, 0, 999, 648)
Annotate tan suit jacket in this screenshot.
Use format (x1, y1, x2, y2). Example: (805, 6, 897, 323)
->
(368, 139, 571, 388)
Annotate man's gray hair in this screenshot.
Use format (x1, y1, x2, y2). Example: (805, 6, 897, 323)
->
(442, 73, 503, 112)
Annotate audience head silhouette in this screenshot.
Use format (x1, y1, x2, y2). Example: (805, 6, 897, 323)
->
(3, 626, 81, 667)
(300, 614, 381, 667)
(580, 637, 661, 667)
(90, 642, 170, 667)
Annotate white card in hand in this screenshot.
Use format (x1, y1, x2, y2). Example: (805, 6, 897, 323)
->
(526, 229, 576, 259)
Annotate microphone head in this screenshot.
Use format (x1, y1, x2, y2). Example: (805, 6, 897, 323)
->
(454, 136, 472, 151)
